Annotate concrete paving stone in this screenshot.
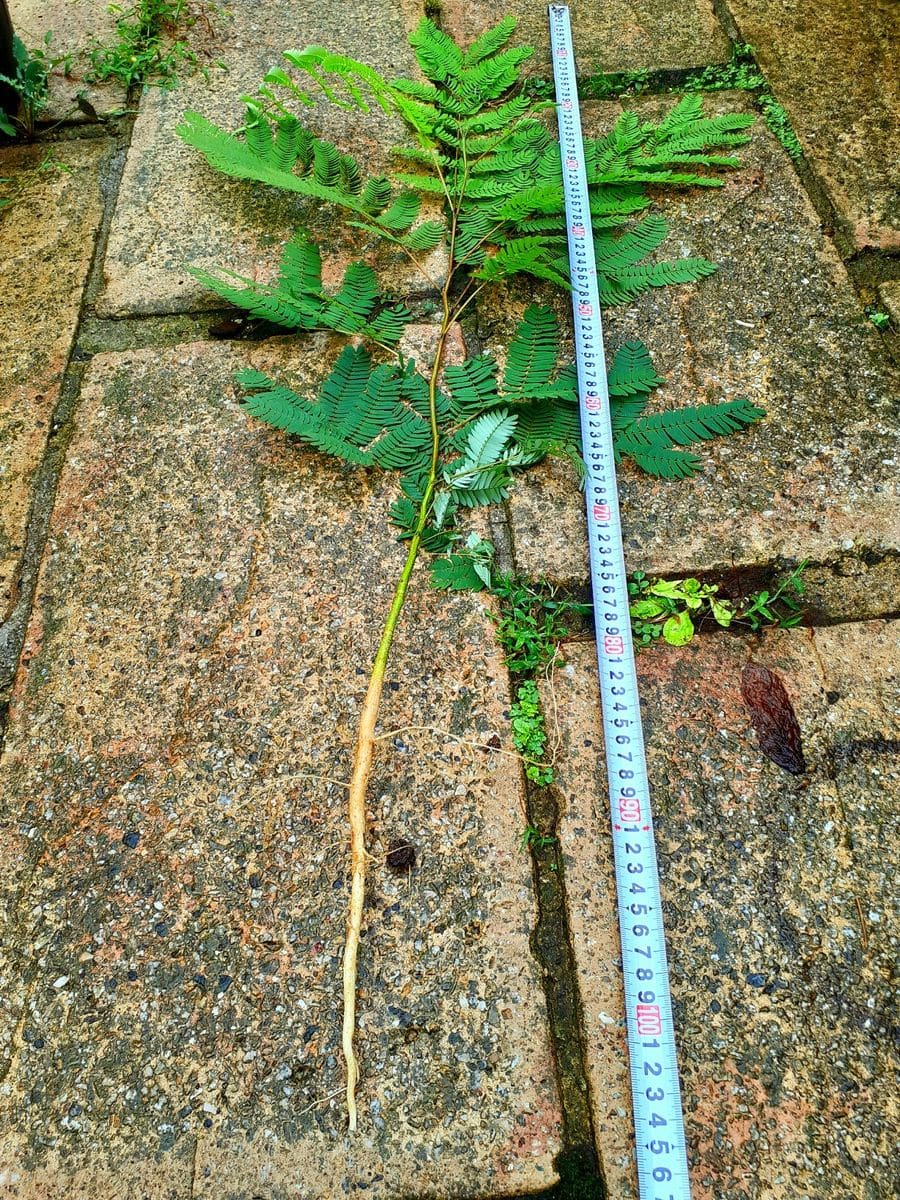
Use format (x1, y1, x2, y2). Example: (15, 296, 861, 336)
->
(876, 281, 900, 329)
(0, 336, 563, 1197)
(0, 136, 110, 623)
(439, 1, 730, 74)
(542, 621, 898, 1198)
(7, 0, 127, 122)
(726, 0, 900, 252)
(98, 0, 444, 318)
(498, 95, 900, 607)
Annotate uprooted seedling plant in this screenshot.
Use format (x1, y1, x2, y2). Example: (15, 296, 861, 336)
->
(177, 15, 764, 1128)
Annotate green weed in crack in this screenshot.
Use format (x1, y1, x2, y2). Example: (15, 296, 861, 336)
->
(88, 0, 224, 89)
(177, 14, 763, 1128)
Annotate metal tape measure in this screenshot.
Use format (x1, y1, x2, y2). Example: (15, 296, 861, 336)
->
(548, 7, 692, 1197)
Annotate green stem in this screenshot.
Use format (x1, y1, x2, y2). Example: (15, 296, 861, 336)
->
(341, 300, 453, 1129)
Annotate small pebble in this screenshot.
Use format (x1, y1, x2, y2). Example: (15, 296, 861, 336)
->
(122, 831, 140, 849)
(746, 973, 766, 988)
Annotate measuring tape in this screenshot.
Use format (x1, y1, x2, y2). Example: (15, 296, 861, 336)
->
(548, 7, 692, 1198)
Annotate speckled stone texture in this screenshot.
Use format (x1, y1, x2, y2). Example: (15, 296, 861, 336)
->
(725, 0, 900, 251)
(440, 1, 730, 73)
(543, 622, 899, 1199)
(97, 0, 440, 318)
(500, 95, 900, 604)
(7, 0, 127, 121)
(0, 137, 110, 621)
(0, 339, 563, 1198)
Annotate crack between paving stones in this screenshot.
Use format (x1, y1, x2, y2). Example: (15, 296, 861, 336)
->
(485, 510, 606, 1195)
(0, 105, 140, 747)
(455, 301, 606, 1192)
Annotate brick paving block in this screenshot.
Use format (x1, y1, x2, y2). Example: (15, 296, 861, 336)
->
(500, 95, 900, 610)
(8, 0, 127, 121)
(0, 338, 563, 1197)
(98, 1, 442, 318)
(440, 1, 729, 74)
(0, 137, 110, 623)
(726, 0, 899, 252)
(542, 621, 898, 1198)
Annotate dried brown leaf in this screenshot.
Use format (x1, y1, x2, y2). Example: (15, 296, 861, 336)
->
(741, 663, 807, 774)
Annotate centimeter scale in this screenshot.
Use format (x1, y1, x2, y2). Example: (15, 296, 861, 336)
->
(548, 7, 692, 1199)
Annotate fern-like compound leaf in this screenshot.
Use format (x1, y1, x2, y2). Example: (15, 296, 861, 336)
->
(617, 442, 704, 478)
(189, 234, 412, 346)
(457, 409, 518, 469)
(177, 111, 375, 215)
(598, 257, 718, 305)
(503, 305, 562, 398)
(279, 46, 398, 114)
(236, 346, 439, 473)
(400, 221, 445, 252)
(607, 341, 665, 396)
(461, 15, 518, 66)
(623, 399, 766, 448)
(409, 18, 464, 85)
(444, 356, 500, 419)
(429, 553, 485, 590)
(377, 191, 421, 231)
(476, 237, 571, 289)
(594, 214, 670, 271)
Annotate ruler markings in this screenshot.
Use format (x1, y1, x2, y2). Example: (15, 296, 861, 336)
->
(548, 7, 692, 1199)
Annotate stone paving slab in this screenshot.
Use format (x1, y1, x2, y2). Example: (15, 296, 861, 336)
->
(0, 136, 110, 624)
(500, 95, 900, 605)
(542, 621, 899, 1198)
(877, 281, 900, 331)
(98, 1, 436, 318)
(725, 0, 900, 251)
(8, 0, 127, 122)
(440, 1, 730, 74)
(0, 337, 563, 1198)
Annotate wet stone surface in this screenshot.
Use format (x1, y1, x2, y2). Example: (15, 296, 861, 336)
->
(97, 0, 440, 318)
(499, 95, 900, 598)
(544, 622, 899, 1199)
(0, 340, 562, 1197)
(440, 1, 730, 74)
(0, 137, 111, 624)
(726, 0, 900, 251)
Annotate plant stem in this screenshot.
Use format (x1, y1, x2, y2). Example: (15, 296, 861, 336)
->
(342, 304, 453, 1130)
